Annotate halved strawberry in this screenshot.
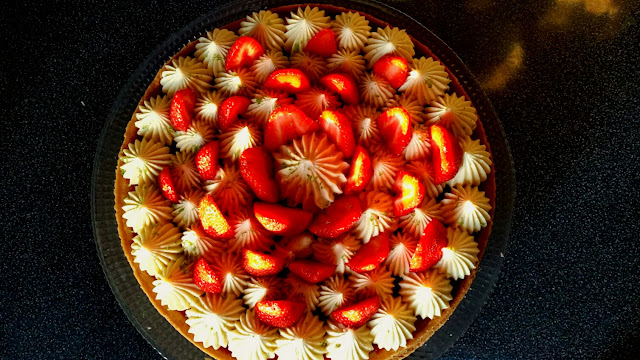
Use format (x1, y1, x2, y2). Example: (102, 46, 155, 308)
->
(288, 260, 335, 283)
(308, 195, 361, 239)
(377, 107, 413, 155)
(319, 73, 359, 105)
(239, 147, 279, 203)
(372, 54, 409, 89)
(169, 88, 197, 132)
(410, 219, 448, 272)
(225, 36, 264, 71)
(192, 257, 222, 294)
(195, 141, 219, 181)
(255, 300, 306, 328)
(263, 105, 319, 152)
(242, 249, 286, 277)
(264, 68, 311, 94)
(158, 166, 180, 203)
(318, 110, 356, 157)
(331, 296, 380, 328)
(392, 170, 425, 217)
(198, 194, 234, 238)
(218, 96, 251, 131)
(344, 145, 373, 194)
(347, 233, 390, 273)
(275, 232, 315, 260)
(253, 202, 313, 236)
(304, 28, 338, 58)
(430, 124, 463, 184)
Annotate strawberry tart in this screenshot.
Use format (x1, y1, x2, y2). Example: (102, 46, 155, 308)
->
(114, 4, 495, 360)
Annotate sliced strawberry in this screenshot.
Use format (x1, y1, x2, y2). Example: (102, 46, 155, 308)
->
(319, 73, 359, 105)
(242, 249, 286, 277)
(198, 194, 234, 238)
(225, 36, 264, 71)
(192, 257, 222, 294)
(377, 107, 413, 155)
(169, 88, 197, 132)
(331, 296, 380, 328)
(255, 300, 306, 328)
(158, 166, 180, 203)
(218, 96, 251, 131)
(304, 28, 338, 58)
(372, 54, 409, 89)
(430, 124, 463, 184)
(275, 232, 315, 260)
(264, 68, 311, 94)
(195, 141, 219, 181)
(344, 146, 373, 194)
(308, 195, 361, 239)
(318, 110, 356, 157)
(392, 170, 425, 217)
(347, 233, 390, 273)
(263, 105, 319, 152)
(253, 202, 313, 237)
(410, 219, 448, 272)
(288, 260, 335, 283)
(239, 147, 279, 203)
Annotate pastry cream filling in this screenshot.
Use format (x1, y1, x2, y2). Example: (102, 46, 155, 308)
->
(344, 104, 381, 147)
(194, 90, 225, 127)
(331, 12, 371, 51)
(185, 293, 245, 350)
(325, 321, 374, 360)
(219, 122, 262, 162)
(160, 57, 213, 96)
(195, 28, 238, 76)
(398, 57, 451, 105)
(405, 160, 444, 199)
(180, 227, 224, 258)
(120, 138, 171, 186)
(441, 185, 491, 233)
(425, 92, 478, 138)
(353, 191, 396, 243)
(318, 275, 355, 315)
(152, 256, 203, 311)
(284, 6, 331, 53)
(434, 227, 480, 280)
(275, 313, 327, 360)
(214, 68, 257, 96)
(242, 277, 280, 309)
(240, 10, 287, 51)
(448, 137, 492, 187)
(313, 234, 360, 274)
(398, 197, 444, 240)
(368, 297, 417, 351)
(204, 163, 252, 214)
(228, 309, 279, 360)
(403, 125, 431, 161)
(386, 231, 418, 276)
(174, 120, 215, 154)
(122, 184, 172, 233)
(285, 275, 320, 311)
(170, 151, 201, 191)
(350, 267, 395, 298)
(251, 50, 289, 83)
(364, 26, 415, 67)
(135, 95, 173, 145)
(369, 147, 405, 191)
(359, 72, 394, 108)
(400, 270, 453, 319)
(327, 49, 366, 78)
(210, 253, 249, 297)
(131, 222, 182, 277)
(171, 190, 202, 228)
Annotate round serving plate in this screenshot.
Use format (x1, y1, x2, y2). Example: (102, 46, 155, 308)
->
(92, 0, 515, 358)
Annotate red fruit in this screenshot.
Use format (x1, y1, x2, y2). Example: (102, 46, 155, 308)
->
(239, 147, 279, 203)
(264, 68, 311, 94)
(344, 146, 373, 194)
(198, 194, 234, 238)
(410, 219, 448, 272)
(263, 105, 319, 152)
(195, 141, 219, 181)
(253, 202, 314, 236)
(319, 73, 359, 105)
(318, 110, 356, 157)
(225, 36, 264, 71)
(255, 300, 306, 328)
(157, 166, 180, 203)
(430, 124, 463, 184)
(242, 249, 286, 277)
(377, 107, 413, 155)
(304, 28, 338, 57)
(331, 296, 380, 328)
(169, 88, 197, 132)
(288, 260, 335, 283)
(347, 233, 390, 273)
(392, 170, 425, 217)
(218, 96, 251, 131)
(275, 232, 315, 260)
(308, 195, 361, 239)
(192, 257, 222, 293)
(372, 54, 409, 89)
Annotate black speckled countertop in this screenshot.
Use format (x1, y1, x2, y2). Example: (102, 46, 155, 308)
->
(2, 0, 639, 358)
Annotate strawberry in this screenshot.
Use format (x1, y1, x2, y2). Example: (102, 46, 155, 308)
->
(308, 195, 361, 239)
(392, 170, 425, 217)
(239, 147, 280, 203)
(169, 88, 197, 132)
(410, 219, 448, 272)
(198, 194, 234, 239)
(344, 146, 373, 195)
(253, 202, 314, 237)
(319, 73, 359, 105)
(377, 107, 413, 155)
(372, 54, 409, 89)
(158, 166, 180, 203)
(304, 28, 338, 57)
(192, 257, 222, 294)
(275, 232, 314, 260)
(330, 296, 380, 328)
(263, 105, 319, 152)
(255, 300, 306, 328)
(264, 68, 311, 94)
(288, 260, 335, 283)
(195, 141, 219, 181)
(242, 249, 286, 277)
(225, 36, 264, 71)
(218, 96, 251, 131)
(347, 233, 390, 273)
(430, 124, 463, 184)
(318, 110, 356, 157)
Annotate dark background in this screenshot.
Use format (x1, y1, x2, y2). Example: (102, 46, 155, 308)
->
(2, 0, 639, 359)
